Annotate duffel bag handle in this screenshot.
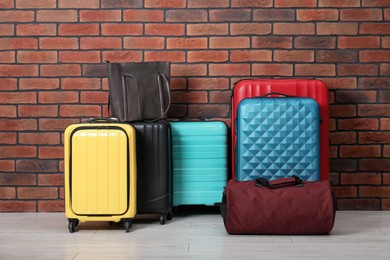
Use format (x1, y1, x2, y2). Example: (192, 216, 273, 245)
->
(262, 92, 291, 98)
(255, 175, 303, 189)
(87, 117, 119, 123)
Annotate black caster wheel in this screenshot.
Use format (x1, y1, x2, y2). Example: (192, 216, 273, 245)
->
(159, 214, 166, 225)
(124, 221, 132, 233)
(167, 211, 173, 221)
(68, 221, 76, 233)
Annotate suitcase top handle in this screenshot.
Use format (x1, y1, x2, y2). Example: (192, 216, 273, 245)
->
(255, 176, 303, 189)
(87, 117, 119, 123)
(261, 92, 291, 98)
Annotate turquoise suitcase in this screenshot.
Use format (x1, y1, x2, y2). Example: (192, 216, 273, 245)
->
(170, 121, 228, 206)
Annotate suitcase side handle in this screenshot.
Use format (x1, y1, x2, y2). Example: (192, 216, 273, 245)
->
(255, 176, 303, 189)
(87, 117, 119, 123)
(261, 92, 291, 98)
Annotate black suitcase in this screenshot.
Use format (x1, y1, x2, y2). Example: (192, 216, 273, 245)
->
(131, 121, 173, 225)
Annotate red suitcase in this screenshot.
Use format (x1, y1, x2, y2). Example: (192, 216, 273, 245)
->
(231, 79, 329, 180)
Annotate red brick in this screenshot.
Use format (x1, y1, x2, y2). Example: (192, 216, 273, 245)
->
(0, 133, 16, 144)
(360, 51, 390, 62)
(316, 50, 358, 63)
(210, 9, 251, 22)
(0, 65, 38, 76)
(0, 187, 16, 199)
(18, 187, 58, 199)
(336, 90, 377, 103)
(295, 36, 335, 49)
(0, 201, 36, 212)
(0, 24, 14, 36)
(319, 0, 360, 7)
(82, 64, 109, 77)
(360, 186, 390, 197)
(37, 10, 77, 22)
(253, 9, 295, 21)
(19, 78, 59, 90)
(338, 36, 380, 49)
(210, 64, 250, 76)
(297, 9, 339, 21)
(171, 91, 208, 104)
(359, 78, 390, 89)
(16, 0, 56, 8)
(339, 118, 378, 130)
(167, 38, 207, 49)
(317, 22, 358, 35)
(276, 0, 317, 7)
(0, 119, 37, 131)
(0, 106, 16, 118)
(231, 50, 272, 62)
(38, 200, 64, 212)
(0, 0, 14, 8)
(1, 173, 36, 186)
(16, 24, 56, 36)
(0, 51, 15, 63)
(252, 36, 292, 49)
(341, 173, 381, 185)
(167, 104, 187, 118)
(59, 187, 65, 198)
(19, 105, 58, 117)
(145, 0, 185, 7)
(187, 24, 228, 36)
(230, 23, 271, 35)
(0, 92, 36, 104)
(102, 23, 143, 36)
(210, 37, 250, 49)
(338, 64, 378, 76)
(187, 51, 228, 63)
(19, 133, 60, 145)
(61, 78, 101, 90)
(330, 158, 358, 172)
(60, 105, 101, 117)
(166, 10, 207, 22)
(145, 24, 185, 36)
(123, 10, 164, 22)
(382, 200, 390, 211)
(386, 9, 390, 20)
(188, 0, 229, 8)
(378, 91, 390, 102)
(360, 23, 390, 34)
(385, 146, 390, 157)
(359, 132, 390, 144)
(322, 78, 357, 90)
(58, 0, 99, 8)
(102, 51, 142, 63)
(330, 104, 356, 117)
(40, 37, 79, 50)
(232, 0, 272, 7)
(274, 50, 314, 62)
(381, 119, 390, 130)
(329, 146, 337, 158)
(274, 23, 315, 35)
(39, 119, 79, 131)
(338, 199, 379, 210)
(359, 104, 390, 116)
(210, 91, 231, 103)
(330, 132, 354, 145)
(170, 78, 186, 90)
(80, 91, 108, 104)
(0, 146, 36, 158)
(363, 0, 390, 6)
(38, 174, 64, 186)
(171, 64, 207, 77)
(124, 37, 165, 49)
(59, 51, 100, 63)
(80, 10, 121, 22)
(0, 11, 34, 22)
(188, 104, 229, 117)
(80, 37, 122, 50)
(0, 161, 14, 172)
(0, 38, 37, 50)
(188, 78, 229, 90)
(101, 0, 142, 8)
(340, 145, 381, 158)
(17, 51, 57, 64)
(41, 65, 81, 77)
(332, 186, 357, 198)
(145, 51, 185, 62)
(252, 64, 293, 76)
(39, 146, 63, 159)
(58, 24, 99, 36)
(341, 9, 382, 21)
(381, 64, 390, 76)
(295, 64, 335, 76)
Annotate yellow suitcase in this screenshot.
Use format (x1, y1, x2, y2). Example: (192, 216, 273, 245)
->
(64, 118, 137, 233)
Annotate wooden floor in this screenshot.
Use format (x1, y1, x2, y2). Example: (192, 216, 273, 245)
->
(1, 211, 390, 259)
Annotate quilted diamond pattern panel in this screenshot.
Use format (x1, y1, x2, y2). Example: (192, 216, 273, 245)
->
(236, 97, 320, 181)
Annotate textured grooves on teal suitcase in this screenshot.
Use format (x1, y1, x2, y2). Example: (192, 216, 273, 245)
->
(236, 98, 320, 182)
(171, 122, 227, 206)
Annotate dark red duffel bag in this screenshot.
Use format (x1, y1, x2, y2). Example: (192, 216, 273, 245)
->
(219, 176, 336, 235)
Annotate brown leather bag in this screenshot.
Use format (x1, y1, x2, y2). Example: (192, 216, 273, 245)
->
(108, 62, 170, 122)
(220, 177, 336, 235)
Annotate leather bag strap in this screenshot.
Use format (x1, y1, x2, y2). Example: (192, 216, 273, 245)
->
(255, 175, 303, 189)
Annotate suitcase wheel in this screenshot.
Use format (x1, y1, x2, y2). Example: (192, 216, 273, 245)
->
(167, 211, 173, 221)
(68, 219, 79, 233)
(124, 220, 132, 233)
(159, 214, 166, 225)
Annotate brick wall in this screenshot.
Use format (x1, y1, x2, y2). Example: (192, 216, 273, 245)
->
(0, 0, 389, 212)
